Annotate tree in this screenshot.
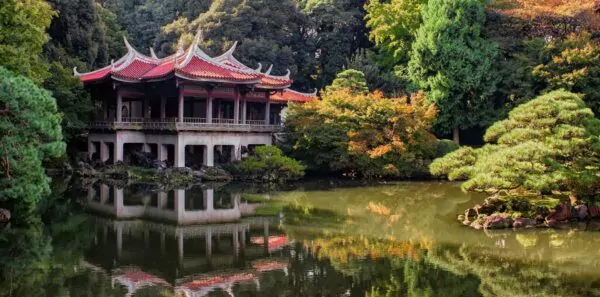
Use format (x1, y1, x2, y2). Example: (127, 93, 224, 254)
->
(228, 146, 305, 183)
(301, 0, 371, 89)
(365, 0, 426, 68)
(0, 0, 54, 83)
(346, 50, 407, 96)
(327, 69, 369, 95)
(284, 87, 439, 178)
(164, 0, 317, 90)
(408, 0, 499, 144)
(0, 67, 65, 216)
(430, 90, 600, 199)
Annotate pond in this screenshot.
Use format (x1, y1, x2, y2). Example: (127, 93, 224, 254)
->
(2, 180, 600, 297)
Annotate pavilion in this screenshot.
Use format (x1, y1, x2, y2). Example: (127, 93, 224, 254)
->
(76, 30, 316, 167)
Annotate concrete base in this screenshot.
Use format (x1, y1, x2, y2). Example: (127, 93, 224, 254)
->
(88, 131, 272, 167)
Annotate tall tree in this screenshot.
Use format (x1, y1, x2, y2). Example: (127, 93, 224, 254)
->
(0, 0, 54, 83)
(301, 0, 371, 89)
(0, 67, 65, 217)
(408, 0, 499, 143)
(327, 69, 369, 95)
(365, 0, 426, 68)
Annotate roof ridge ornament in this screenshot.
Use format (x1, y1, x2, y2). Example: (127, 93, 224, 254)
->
(265, 64, 273, 75)
(149, 47, 158, 59)
(255, 63, 262, 72)
(73, 67, 82, 77)
(311, 88, 318, 96)
(123, 36, 135, 53)
(225, 41, 238, 57)
(179, 27, 204, 68)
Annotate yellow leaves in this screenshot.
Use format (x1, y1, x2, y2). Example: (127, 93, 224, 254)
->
(369, 145, 393, 158)
(367, 201, 391, 216)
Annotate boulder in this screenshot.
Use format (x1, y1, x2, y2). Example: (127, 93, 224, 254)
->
(470, 219, 484, 230)
(0, 208, 11, 223)
(483, 214, 513, 229)
(545, 201, 571, 225)
(589, 205, 600, 218)
(475, 204, 496, 216)
(465, 208, 477, 219)
(513, 218, 537, 229)
(574, 204, 589, 220)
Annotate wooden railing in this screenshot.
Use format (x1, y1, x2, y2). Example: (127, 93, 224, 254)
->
(89, 118, 281, 132)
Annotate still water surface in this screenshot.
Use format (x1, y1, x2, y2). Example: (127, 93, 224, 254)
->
(2, 180, 600, 297)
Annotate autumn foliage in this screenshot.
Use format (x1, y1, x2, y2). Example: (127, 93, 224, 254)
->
(283, 88, 440, 178)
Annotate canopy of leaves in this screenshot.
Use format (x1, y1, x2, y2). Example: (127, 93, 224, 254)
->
(0, 0, 54, 83)
(327, 69, 369, 95)
(284, 87, 438, 178)
(365, 0, 426, 68)
(430, 90, 600, 198)
(408, 0, 499, 137)
(0, 67, 65, 216)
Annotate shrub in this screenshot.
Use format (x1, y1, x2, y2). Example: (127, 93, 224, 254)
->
(229, 146, 305, 183)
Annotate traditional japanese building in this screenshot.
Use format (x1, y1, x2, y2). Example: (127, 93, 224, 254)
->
(76, 31, 316, 167)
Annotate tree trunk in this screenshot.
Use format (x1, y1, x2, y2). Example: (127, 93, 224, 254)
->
(453, 126, 460, 145)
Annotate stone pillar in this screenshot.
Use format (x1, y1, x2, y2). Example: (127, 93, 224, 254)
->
(241, 95, 247, 124)
(264, 93, 271, 125)
(175, 138, 185, 168)
(160, 96, 166, 120)
(174, 189, 185, 222)
(114, 136, 124, 164)
(178, 88, 184, 123)
(206, 90, 213, 124)
(263, 222, 269, 255)
(88, 140, 95, 160)
(178, 232, 184, 263)
(158, 144, 168, 161)
(234, 89, 240, 124)
(142, 143, 151, 153)
(116, 90, 123, 123)
(233, 227, 240, 259)
(205, 188, 214, 211)
(231, 145, 241, 161)
(158, 192, 167, 209)
(206, 229, 212, 265)
(100, 142, 110, 163)
(203, 145, 214, 167)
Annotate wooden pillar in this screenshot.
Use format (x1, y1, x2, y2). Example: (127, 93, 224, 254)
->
(103, 100, 108, 120)
(234, 88, 240, 124)
(160, 96, 166, 120)
(264, 92, 271, 125)
(116, 89, 123, 123)
(144, 98, 150, 119)
(178, 88, 184, 123)
(206, 89, 213, 124)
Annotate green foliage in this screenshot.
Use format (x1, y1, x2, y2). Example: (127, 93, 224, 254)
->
(0, 0, 54, 83)
(0, 67, 65, 216)
(365, 0, 426, 68)
(347, 50, 407, 96)
(408, 0, 499, 140)
(327, 69, 369, 95)
(229, 146, 305, 183)
(435, 139, 460, 158)
(284, 88, 438, 178)
(430, 90, 600, 199)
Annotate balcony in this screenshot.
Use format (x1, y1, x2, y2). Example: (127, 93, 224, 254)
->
(89, 117, 283, 133)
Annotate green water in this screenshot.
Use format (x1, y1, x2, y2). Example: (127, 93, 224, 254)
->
(2, 180, 600, 297)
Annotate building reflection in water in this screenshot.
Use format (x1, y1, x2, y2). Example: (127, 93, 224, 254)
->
(82, 184, 289, 297)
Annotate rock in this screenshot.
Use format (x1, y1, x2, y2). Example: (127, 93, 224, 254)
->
(470, 219, 484, 230)
(457, 214, 466, 221)
(474, 204, 496, 216)
(589, 205, 600, 218)
(0, 208, 11, 223)
(545, 218, 559, 228)
(545, 201, 571, 225)
(465, 208, 477, 219)
(513, 218, 537, 229)
(483, 214, 513, 229)
(574, 204, 589, 220)
(508, 198, 531, 212)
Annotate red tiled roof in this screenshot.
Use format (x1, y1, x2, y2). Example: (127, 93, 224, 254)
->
(112, 58, 158, 81)
(271, 89, 317, 103)
(176, 50, 261, 83)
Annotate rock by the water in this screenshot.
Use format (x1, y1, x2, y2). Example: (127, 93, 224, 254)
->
(470, 219, 484, 230)
(475, 204, 496, 216)
(0, 208, 11, 223)
(483, 214, 513, 229)
(574, 204, 589, 220)
(545, 201, 571, 225)
(513, 218, 537, 229)
(589, 205, 600, 218)
(465, 208, 477, 219)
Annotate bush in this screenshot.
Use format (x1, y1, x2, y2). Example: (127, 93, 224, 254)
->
(435, 139, 460, 158)
(229, 146, 305, 183)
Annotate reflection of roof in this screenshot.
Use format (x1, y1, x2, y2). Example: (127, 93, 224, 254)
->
(251, 259, 288, 272)
(250, 236, 289, 252)
(113, 270, 169, 295)
(176, 272, 258, 297)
